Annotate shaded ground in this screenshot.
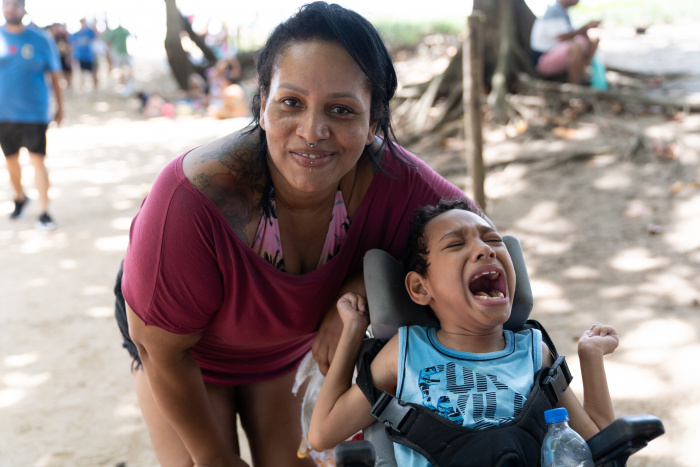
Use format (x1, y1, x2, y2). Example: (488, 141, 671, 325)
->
(1, 23, 698, 467)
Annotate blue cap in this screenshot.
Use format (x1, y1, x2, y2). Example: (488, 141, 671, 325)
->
(544, 408, 569, 424)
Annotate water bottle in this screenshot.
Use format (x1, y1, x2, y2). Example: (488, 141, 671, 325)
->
(590, 56, 609, 91)
(541, 408, 594, 467)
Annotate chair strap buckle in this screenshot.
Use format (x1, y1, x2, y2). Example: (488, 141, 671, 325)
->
(542, 355, 572, 403)
(369, 392, 413, 432)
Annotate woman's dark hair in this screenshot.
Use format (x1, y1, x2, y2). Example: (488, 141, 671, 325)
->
(248, 1, 407, 171)
(403, 198, 487, 277)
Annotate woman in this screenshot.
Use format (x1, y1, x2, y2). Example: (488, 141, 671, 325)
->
(117, 2, 476, 465)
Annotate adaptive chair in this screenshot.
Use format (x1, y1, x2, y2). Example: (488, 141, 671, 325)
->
(337, 236, 664, 467)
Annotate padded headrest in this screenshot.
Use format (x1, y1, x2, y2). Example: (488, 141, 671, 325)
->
(363, 235, 533, 340)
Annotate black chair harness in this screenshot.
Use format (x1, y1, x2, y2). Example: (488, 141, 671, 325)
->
(355, 320, 573, 467)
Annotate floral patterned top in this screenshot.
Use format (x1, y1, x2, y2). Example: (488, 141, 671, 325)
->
(251, 189, 350, 271)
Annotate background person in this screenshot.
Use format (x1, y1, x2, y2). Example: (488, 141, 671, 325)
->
(206, 55, 249, 119)
(102, 21, 133, 92)
(0, 0, 62, 230)
(50, 22, 72, 90)
(115, 2, 475, 465)
(71, 17, 98, 90)
(530, 0, 601, 84)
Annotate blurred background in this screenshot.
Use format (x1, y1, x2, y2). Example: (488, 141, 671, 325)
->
(1, 1, 698, 466)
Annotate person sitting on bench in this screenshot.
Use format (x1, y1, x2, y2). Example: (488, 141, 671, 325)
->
(308, 198, 619, 465)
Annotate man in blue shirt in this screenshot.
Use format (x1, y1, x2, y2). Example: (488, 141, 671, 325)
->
(0, 0, 63, 230)
(71, 17, 98, 91)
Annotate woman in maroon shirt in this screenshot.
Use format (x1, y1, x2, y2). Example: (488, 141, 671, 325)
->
(117, 2, 472, 465)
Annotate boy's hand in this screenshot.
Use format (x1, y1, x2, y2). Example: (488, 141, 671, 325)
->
(578, 322, 619, 357)
(337, 292, 369, 337)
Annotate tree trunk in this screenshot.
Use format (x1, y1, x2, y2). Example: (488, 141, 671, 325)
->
(472, 0, 536, 91)
(464, 15, 486, 209)
(392, 0, 537, 136)
(512, 0, 538, 76)
(163, 0, 217, 91)
(487, 0, 514, 124)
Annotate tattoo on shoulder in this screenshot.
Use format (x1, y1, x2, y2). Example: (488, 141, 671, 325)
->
(192, 130, 265, 185)
(186, 130, 267, 244)
(195, 172, 260, 244)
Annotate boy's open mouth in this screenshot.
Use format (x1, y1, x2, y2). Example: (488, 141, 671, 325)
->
(468, 268, 508, 301)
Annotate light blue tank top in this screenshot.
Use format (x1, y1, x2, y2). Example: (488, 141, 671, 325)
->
(394, 325, 543, 467)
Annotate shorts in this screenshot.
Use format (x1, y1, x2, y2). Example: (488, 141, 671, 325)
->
(110, 52, 131, 68)
(79, 60, 95, 72)
(114, 261, 143, 368)
(0, 122, 48, 156)
(535, 35, 590, 77)
(60, 55, 72, 72)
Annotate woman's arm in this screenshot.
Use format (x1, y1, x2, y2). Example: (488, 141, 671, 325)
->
(308, 293, 398, 451)
(126, 303, 243, 466)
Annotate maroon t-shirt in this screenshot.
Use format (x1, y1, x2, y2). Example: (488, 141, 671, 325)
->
(122, 144, 468, 385)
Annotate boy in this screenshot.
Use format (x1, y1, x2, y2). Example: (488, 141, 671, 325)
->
(309, 198, 618, 465)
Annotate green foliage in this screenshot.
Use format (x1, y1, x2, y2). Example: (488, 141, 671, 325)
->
(571, 0, 699, 26)
(374, 18, 462, 51)
(234, 18, 463, 54)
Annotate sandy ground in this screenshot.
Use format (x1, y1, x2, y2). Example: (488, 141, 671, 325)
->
(1, 23, 699, 467)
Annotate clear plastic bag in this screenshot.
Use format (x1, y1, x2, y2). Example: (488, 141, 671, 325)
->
(293, 351, 337, 467)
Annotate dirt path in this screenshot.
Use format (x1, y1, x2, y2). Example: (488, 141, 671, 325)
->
(2, 23, 699, 467)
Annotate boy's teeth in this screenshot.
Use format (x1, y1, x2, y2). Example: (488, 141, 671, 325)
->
(474, 291, 504, 300)
(471, 270, 500, 281)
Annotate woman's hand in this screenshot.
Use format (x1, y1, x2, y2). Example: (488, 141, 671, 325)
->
(312, 306, 343, 376)
(579, 322, 619, 357)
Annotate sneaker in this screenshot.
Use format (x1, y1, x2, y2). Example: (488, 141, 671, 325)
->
(10, 197, 30, 219)
(35, 212, 58, 231)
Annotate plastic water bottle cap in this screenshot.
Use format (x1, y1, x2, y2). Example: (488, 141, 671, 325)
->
(544, 407, 569, 424)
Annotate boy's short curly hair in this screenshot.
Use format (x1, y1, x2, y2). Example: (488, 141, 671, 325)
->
(403, 198, 487, 276)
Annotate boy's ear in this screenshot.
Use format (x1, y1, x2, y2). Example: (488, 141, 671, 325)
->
(406, 271, 431, 306)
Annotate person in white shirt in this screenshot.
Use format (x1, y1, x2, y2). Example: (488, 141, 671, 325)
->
(530, 0, 600, 84)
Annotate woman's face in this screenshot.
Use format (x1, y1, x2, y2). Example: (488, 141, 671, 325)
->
(260, 40, 377, 194)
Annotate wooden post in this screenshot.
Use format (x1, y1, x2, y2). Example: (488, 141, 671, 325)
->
(463, 14, 486, 211)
